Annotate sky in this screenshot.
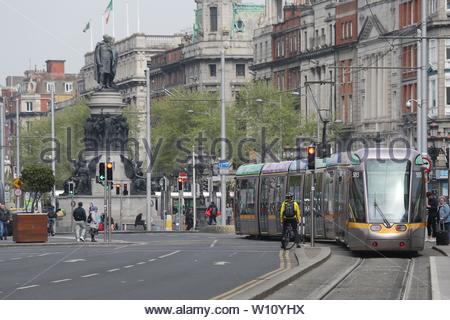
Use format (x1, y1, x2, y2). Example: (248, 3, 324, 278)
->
(0, 0, 265, 85)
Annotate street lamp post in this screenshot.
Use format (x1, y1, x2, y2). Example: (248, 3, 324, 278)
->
(146, 62, 152, 231)
(15, 97, 20, 209)
(50, 85, 56, 209)
(220, 48, 226, 226)
(406, 98, 422, 151)
(0, 98, 4, 203)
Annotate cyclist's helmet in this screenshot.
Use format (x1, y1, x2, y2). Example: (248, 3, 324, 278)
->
(285, 192, 294, 200)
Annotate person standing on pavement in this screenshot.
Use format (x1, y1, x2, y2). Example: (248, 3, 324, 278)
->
(73, 202, 87, 242)
(226, 203, 233, 225)
(87, 206, 100, 242)
(427, 192, 439, 241)
(47, 205, 57, 236)
(206, 201, 219, 225)
(438, 196, 450, 235)
(0, 202, 11, 240)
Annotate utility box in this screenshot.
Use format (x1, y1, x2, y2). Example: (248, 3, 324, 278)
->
(13, 214, 48, 243)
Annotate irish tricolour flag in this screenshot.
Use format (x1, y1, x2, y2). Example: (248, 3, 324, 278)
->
(104, 0, 113, 24)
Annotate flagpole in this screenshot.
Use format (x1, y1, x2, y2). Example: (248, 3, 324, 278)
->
(137, 0, 140, 33)
(112, 0, 115, 38)
(101, 14, 104, 36)
(126, 2, 130, 37)
(90, 21, 94, 51)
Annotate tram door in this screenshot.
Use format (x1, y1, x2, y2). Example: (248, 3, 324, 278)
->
(314, 173, 325, 238)
(259, 176, 270, 234)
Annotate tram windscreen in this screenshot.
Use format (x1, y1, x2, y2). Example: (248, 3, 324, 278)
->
(366, 160, 411, 223)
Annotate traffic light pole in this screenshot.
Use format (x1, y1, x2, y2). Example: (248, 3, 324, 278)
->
(103, 183, 108, 243)
(311, 173, 315, 247)
(108, 182, 112, 243)
(192, 146, 197, 231)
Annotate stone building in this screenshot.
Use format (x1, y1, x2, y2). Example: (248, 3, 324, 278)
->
(149, 0, 265, 102)
(2, 60, 79, 175)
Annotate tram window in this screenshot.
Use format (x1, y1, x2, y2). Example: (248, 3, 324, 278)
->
(315, 173, 323, 216)
(237, 178, 257, 215)
(272, 176, 286, 216)
(411, 171, 425, 223)
(303, 175, 312, 216)
(288, 175, 302, 204)
(366, 160, 410, 223)
(260, 177, 270, 215)
(349, 171, 366, 222)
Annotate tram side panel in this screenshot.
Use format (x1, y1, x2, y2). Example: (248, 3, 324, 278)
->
(234, 176, 260, 235)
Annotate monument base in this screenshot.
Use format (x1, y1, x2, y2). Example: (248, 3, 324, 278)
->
(56, 195, 162, 233)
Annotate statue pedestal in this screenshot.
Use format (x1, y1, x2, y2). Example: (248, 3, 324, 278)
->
(56, 89, 162, 231)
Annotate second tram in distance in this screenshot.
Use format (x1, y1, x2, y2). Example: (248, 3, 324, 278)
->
(234, 148, 426, 252)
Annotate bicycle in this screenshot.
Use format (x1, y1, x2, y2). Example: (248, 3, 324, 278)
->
(281, 223, 296, 250)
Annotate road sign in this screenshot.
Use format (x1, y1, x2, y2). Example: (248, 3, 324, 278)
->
(219, 168, 230, 175)
(4, 184, 10, 192)
(14, 189, 22, 197)
(218, 160, 230, 169)
(12, 178, 23, 189)
(178, 172, 188, 182)
(422, 155, 432, 173)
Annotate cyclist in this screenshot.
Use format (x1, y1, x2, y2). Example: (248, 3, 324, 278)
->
(280, 192, 301, 248)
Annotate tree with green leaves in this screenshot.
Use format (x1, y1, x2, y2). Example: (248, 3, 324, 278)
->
(19, 101, 90, 189)
(231, 82, 316, 166)
(21, 164, 55, 213)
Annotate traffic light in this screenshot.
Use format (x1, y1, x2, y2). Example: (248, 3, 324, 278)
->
(307, 145, 316, 170)
(106, 162, 113, 181)
(68, 181, 75, 195)
(115, 183, 120, 195)
(99, 162, 106, 181)
(178, 178, 183, 191)
(123, 183, 129, 196)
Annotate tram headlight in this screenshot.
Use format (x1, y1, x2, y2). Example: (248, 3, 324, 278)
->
(370, 224, 382, 232)
(395, 225, 407, 232)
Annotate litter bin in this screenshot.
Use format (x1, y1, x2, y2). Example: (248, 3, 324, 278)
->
(13, 213, 48, 243)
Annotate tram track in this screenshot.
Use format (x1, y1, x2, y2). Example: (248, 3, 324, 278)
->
(315, 256, 415, 300)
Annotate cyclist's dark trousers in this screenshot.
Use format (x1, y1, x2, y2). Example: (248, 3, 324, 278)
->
(283, 220, 299, 244)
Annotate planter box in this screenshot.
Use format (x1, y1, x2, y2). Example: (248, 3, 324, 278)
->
(13, 214, 48, 243)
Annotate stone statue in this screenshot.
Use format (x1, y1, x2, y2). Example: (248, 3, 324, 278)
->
(94, 34, 118, 89)
(62, 156, 101, 196)
(121, 155, 146, 195)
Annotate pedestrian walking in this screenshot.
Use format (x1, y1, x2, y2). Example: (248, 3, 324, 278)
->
(205, 201, 219, 225)
(184, 207, 193, 231)
(73, 202, 87, 242)
(87, 206, 100, 242)
(226, 203, 233, 225)
(0, 202, 11, 240)
(427, 192, 439, 241)
(47, 205, 57, 236)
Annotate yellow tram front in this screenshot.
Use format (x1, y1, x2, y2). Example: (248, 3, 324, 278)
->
(346, 148, 427, 252)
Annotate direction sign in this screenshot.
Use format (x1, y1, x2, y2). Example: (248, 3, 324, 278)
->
(218, 161, 230, 169)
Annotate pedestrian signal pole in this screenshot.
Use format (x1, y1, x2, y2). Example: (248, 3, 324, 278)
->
(307, 145, 316, 247)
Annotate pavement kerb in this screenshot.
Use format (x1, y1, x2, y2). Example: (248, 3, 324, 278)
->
(432, 245, 449, 257)
(430, 256, 441, 300)
(228, 246, 331, 300)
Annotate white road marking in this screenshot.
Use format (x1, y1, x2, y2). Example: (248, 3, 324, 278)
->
(136, 262, 146, 265)
(210, 240, 218, 248)
(11, 258, 22, 260)
(81, 273, 99, 278)
(123, 265, 135, 268)
(52, 279, 72, 283)
(148, 259, 156, 262)
(138, 279, 145, 282)
(107, 268, 120, 272)
(228, 252, 237, 258)
(158, 251, 180, 259)
(64, 259, 86, 263)
(114, 245, 131, 250)
(17, 285, 39, 290)
(214, 261, 230, 266)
